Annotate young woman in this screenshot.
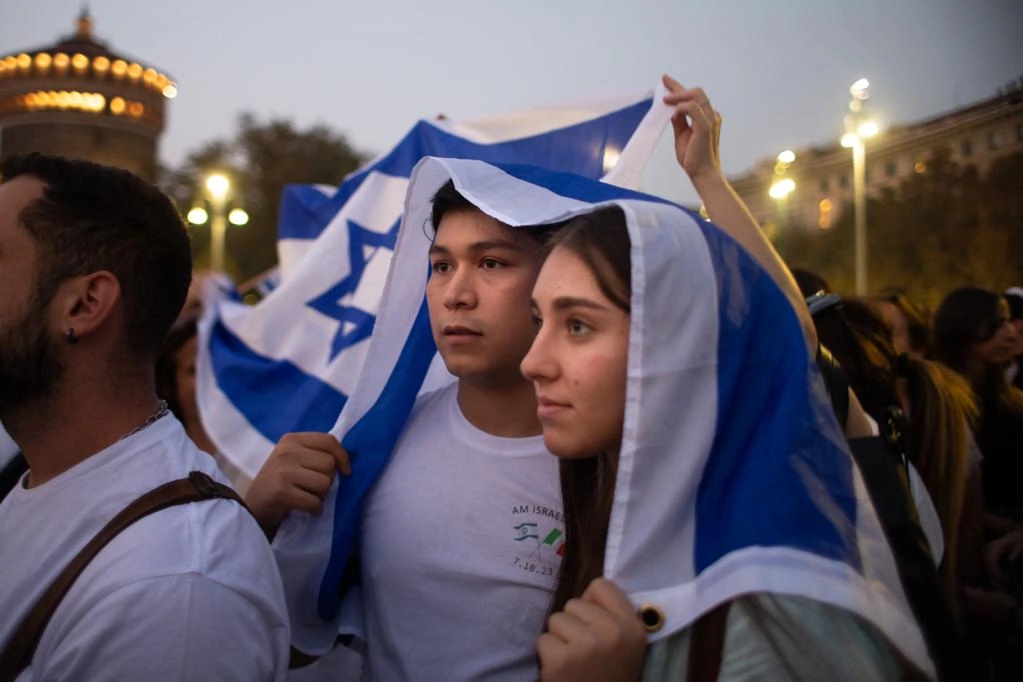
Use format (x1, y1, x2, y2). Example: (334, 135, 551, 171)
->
(518, 81, 933, 680)
(522, 207, 934, 680)
(934, 287, 1023, 523)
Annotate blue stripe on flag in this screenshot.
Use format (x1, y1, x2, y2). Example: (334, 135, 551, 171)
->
(209, 319, 348, 441)
(278, 185, 339, 241)
(277, 98, 652, 241)
(318, 299, 437, 618)
(693, 222, 860, 572)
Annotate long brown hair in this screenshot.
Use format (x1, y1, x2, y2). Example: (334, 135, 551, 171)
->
(898, 355, 977, 604)
(542, 206, 631, 618)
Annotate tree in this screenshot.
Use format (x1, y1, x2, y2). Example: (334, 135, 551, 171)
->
(162, 114, 368, 283)
(781, 150, 1023, 310)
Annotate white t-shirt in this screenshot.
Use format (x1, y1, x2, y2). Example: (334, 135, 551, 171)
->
(0, 415, 289, 681)
(360, 383, 563, 681)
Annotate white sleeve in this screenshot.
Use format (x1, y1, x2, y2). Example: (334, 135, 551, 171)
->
(31, 573, 290, 681)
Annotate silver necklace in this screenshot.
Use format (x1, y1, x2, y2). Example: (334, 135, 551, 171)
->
(118, 400, 170, 442)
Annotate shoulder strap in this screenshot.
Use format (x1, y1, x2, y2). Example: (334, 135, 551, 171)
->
(686, 600, 731, 682)
(0, 471, 245, 680)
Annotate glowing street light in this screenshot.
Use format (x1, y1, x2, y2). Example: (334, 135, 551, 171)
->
(769, 177, 795, 200)
(842, 78, 879, 295)
(228, 208, 249, 226)
(769, 150, 796, 250)
(186, 207, 208, 225)
(187, 173, 248, 272)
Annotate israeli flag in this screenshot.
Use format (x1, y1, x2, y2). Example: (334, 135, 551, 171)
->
(277, 155, 930, 675)
(196, 86, 669, 479)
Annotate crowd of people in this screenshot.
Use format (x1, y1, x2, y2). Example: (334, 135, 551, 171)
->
(1, 75, 1021, 680)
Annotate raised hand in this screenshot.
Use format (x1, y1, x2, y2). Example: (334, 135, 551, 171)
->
(661, 74, 722, 186)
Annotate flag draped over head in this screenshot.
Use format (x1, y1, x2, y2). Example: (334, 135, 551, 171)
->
(194, 83, 675, 651)
(195, 87, 668, 479)
(281, 155, 932, 672)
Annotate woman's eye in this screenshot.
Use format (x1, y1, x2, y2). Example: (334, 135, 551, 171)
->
(481, 258, 503, 270)
(530, 314, 542, 330)
(431, 261, 450, 274)
(569, 319, 590, 335)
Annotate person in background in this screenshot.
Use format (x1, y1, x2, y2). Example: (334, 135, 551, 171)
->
(934, 286, 1023, 525)
(1002, 287, 1023, 390)
(157, 314, 252, 494)
(871, 291, 934, 361)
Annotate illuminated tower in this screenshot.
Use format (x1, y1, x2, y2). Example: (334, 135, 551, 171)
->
(0, 10, 177, 181)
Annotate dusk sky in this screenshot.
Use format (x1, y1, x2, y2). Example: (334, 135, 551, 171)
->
(3, 0, 1022, 205)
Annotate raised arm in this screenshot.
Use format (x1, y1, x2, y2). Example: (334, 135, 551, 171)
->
(662, 75, 817, 350)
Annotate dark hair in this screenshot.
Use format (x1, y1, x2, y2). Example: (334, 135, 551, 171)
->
(1005, 290, 1023, 322)
(813, 297, 898, 422)
(428, 179, 560, 246)
(545, 206, 631, 313)
(155, 316, 199, 421)
(1, 153, 192, 361)
(542, 205, 631, 619)
(876, 292, 933, 358)
(791, 268, 830, 298)
(933, 287, 1007, 376)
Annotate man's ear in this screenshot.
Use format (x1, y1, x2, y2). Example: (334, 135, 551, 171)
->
(53, 271, 121, 341)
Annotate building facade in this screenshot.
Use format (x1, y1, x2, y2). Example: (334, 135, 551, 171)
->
(729, 85, 1023, 236)
(0, 11, 176, 182)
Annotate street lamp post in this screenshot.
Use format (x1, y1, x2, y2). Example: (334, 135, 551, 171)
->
(187, 173, 248, 273)
(840, 78, 878, 295)
(769, 150, 796, 254)
(206, 174, 230, 273)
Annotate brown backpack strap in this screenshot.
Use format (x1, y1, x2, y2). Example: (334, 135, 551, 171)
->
(686, 600, 731, 682)
(0, 471, 244, 680)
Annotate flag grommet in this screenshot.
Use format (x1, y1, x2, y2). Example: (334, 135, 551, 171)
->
(637, 604, 665, 633)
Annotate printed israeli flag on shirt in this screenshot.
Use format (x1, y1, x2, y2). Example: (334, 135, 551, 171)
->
(285, 155, 931, 674)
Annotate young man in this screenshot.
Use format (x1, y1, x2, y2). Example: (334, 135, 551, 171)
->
(0, 154, 289, 679)
(247, 181, 565, 679)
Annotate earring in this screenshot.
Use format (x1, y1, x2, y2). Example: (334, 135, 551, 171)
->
(65, 327, 78, 345)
